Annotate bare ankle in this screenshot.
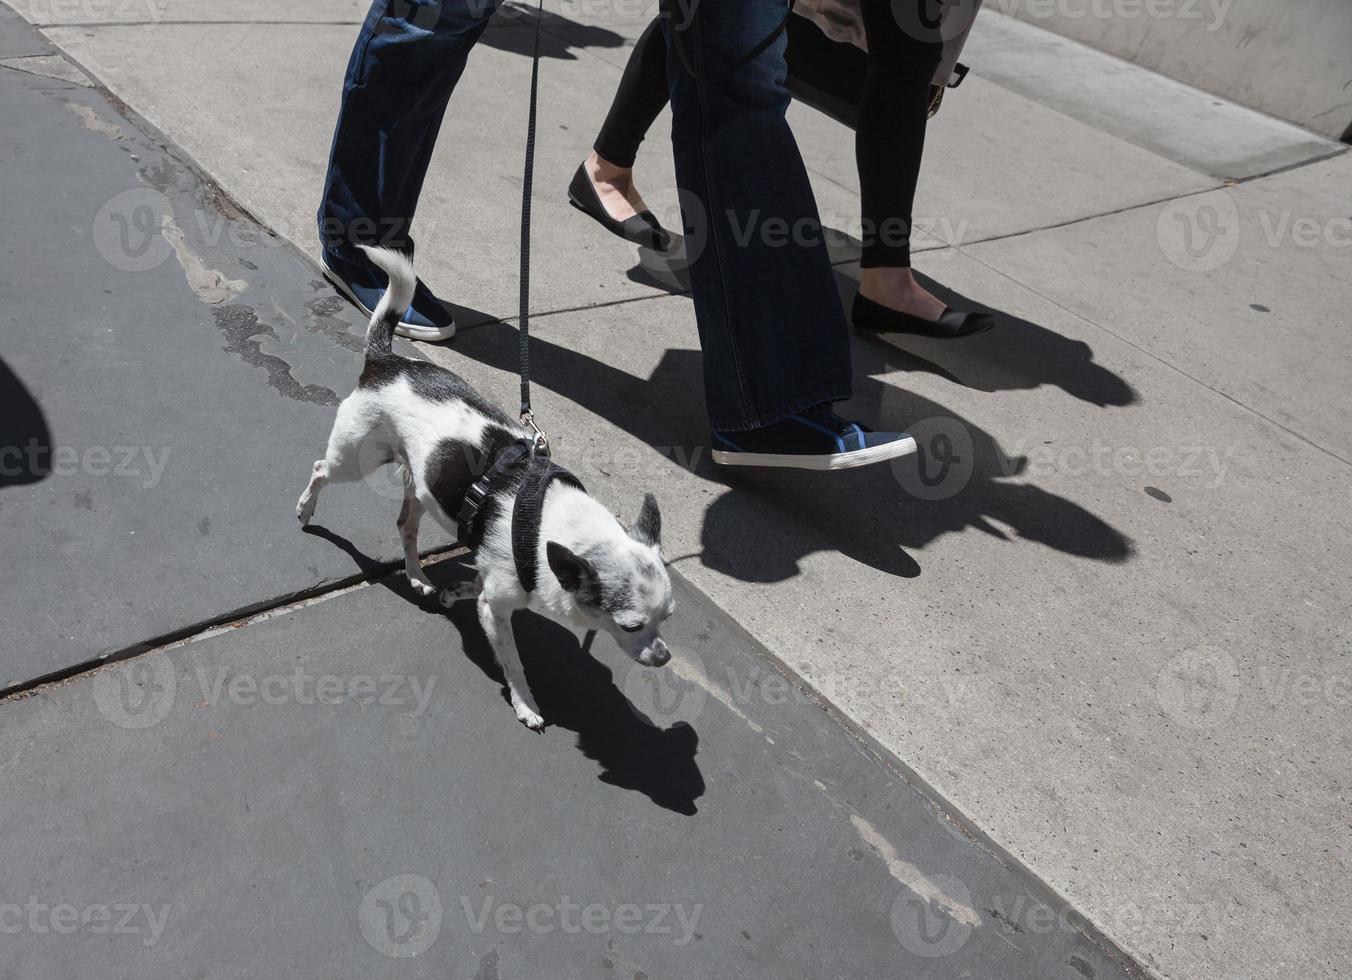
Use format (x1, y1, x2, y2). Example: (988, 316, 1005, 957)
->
(586, 149, 631, 188)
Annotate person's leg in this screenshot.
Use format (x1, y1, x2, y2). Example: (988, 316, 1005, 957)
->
(570, 18, 673, 247)
(594, 17, 671, 172)
(854, 0, 945, 319)
(662, 0, 915, 469)
(317, 0, 500, 337)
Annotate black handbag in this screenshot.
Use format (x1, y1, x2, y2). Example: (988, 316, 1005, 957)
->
(784, 11, 972, 129)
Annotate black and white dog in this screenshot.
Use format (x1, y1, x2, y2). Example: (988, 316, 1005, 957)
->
(298, 247, 674, 730)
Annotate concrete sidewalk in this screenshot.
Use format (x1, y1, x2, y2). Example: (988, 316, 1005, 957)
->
(0, 41, 1143, 980)
(3, 3, 1349, 979)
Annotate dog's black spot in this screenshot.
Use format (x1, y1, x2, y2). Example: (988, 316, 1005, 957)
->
(360, 353, 513, 426)
(424, 423, 521, 520)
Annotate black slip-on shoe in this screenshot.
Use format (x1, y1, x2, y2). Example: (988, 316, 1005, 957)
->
(853, 293, 995, 339)
(567, 163, 673, 252)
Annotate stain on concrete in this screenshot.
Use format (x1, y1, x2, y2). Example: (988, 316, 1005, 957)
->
(1144, 486, 1172, 503)
(64, 101, 121, 139)
(1068, 954, 1096, 978)
(73, 490, 93, 510)
(471, 949, 500, 980)
(849, 813, 982, 928)
(988, 906, 1025, 934)
(198, 517, 211, 536)
(138, 160, 175, 192)
(238, 258, 258, 271)
(214, 305, 339, 406)
(301, 294, 366, 355)
(161, 214, 245, 304)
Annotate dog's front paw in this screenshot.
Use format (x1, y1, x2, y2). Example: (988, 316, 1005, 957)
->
(511, 692, 545, 731)
(296, 497, 316, 525)
(409, 579, 437, 598)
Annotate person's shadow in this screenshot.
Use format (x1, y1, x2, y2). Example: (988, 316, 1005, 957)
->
(445, 315, 1132, 584)
(482, 2, 626, 60)
(303, 526, 706, 815)
(625, 246, 1136, 409)
(0, 358, 52, 490)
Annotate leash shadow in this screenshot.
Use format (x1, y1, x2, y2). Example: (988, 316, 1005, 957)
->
(302, 526, 706, 815)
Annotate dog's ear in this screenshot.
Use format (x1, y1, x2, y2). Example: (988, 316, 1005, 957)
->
(547, 541, 595, 594)
(631, 493, 661, 549)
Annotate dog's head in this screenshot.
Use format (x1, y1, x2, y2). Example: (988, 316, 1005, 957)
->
(546, 493, 674, 667)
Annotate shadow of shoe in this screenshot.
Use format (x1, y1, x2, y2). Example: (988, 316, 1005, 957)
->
(836, 268, 1138, 408)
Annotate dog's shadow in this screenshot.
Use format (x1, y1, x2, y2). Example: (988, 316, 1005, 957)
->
(304, 526, 705, 816)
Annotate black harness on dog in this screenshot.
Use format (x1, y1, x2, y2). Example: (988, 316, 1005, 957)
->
(455, 438, 585, 593)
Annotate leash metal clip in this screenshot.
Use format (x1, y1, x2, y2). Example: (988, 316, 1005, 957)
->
(520, 410, 550, 456)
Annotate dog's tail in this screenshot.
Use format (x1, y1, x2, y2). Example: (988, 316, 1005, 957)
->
(358, 244, 416, 358)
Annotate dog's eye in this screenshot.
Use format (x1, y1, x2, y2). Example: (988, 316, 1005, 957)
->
(620, 621, 644, 633)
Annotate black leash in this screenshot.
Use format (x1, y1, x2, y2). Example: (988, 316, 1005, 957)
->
(518, 0, 546, 451)
(449, 5, 586, 592)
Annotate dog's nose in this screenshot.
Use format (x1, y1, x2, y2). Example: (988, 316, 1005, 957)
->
(642, 642, 671, 667)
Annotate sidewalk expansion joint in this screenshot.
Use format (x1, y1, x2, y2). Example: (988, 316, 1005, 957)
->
(0, 547, 466, 703)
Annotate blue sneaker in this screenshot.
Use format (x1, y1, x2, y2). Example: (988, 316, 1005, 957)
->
(321, 248, 456, 342)
(711, 405, 917, 470)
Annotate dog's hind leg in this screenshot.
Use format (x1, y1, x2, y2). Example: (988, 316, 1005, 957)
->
(297, 397, 378, 525)
(478, 596, 544, 731)
(296, 459, 329, 525)
(398, 483, 436, 597)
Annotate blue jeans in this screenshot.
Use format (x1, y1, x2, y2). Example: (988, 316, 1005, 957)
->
(318, 0, 853, 431)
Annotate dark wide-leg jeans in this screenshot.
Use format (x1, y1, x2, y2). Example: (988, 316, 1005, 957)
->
(318, 0, 852, 431)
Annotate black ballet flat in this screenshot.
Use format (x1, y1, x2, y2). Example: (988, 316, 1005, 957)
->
(567, 163, 673, 252)
(852, 293, 996, 338)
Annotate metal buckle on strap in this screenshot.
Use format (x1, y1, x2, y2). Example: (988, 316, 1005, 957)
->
(520, 410, 549, 457)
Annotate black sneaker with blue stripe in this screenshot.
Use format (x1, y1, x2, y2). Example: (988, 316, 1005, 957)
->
(711, 404, 917, 470)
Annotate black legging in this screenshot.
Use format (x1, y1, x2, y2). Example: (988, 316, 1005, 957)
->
(593, 4, 943, 268)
